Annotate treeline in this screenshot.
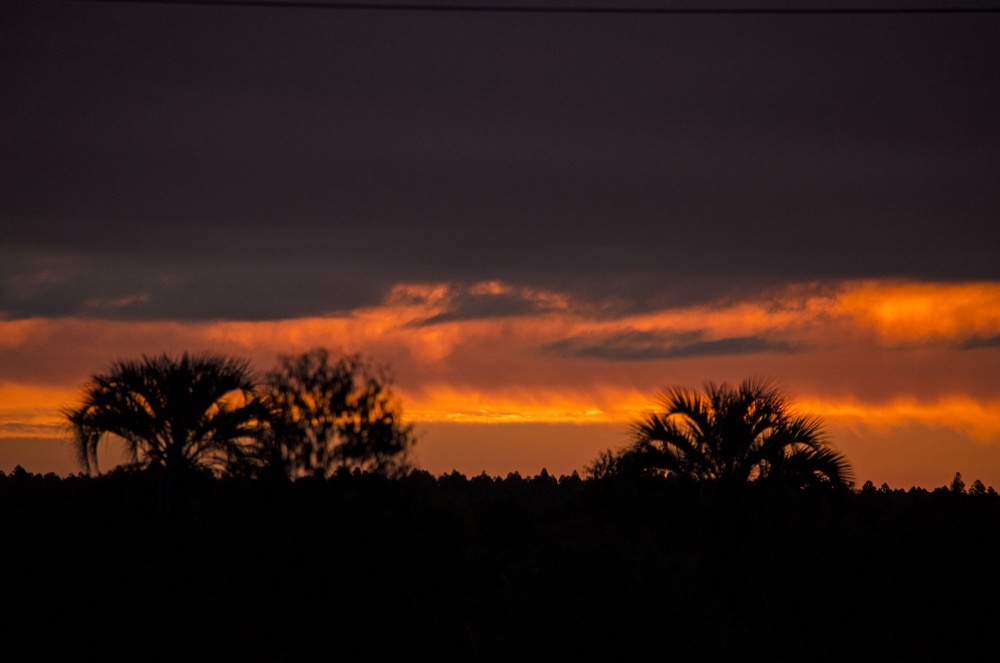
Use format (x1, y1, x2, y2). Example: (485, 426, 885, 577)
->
(15, 354, 999, 659)
(3, 467, 999, 661)
(2, 462, 996, 499)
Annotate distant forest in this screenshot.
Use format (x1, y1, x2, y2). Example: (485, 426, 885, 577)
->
(3, 467, 999, 661)
(7, 350, 999, 659)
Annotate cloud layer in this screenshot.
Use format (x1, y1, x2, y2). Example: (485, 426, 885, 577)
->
(3, 3, 999, 321)
(2, 278, 999, 483)
(2, 4, 999, 485)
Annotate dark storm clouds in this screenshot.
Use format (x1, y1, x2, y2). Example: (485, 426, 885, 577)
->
(961, 335, 1000, 351)
(2, 2, 998, 320)
(408, 290, 559, 326)
(543, 328, 803, 361)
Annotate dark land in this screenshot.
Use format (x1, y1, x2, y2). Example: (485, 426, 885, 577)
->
(3, 468, 999, 661)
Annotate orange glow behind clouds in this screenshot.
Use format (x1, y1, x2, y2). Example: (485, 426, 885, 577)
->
(796, 396, 1000, 444)
(0, 383, 76, 438)
(2, 279, 999, 484)
(839, 281, 1000, 341)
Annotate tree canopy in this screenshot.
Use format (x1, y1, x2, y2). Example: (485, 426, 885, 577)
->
(263, 348, 415, 479)
(64, 353, 267, 477)
(590, 378, 854, 488)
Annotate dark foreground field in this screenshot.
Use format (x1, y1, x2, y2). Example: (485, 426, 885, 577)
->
(2, 468, 998, 661)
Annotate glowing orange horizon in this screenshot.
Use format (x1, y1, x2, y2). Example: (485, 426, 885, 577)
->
(2, 278, 999, 482)
(5, 380, 999, 441)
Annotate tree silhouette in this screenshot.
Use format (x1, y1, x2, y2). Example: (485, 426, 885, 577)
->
(263, 348, 415, 479)
(594, 378, 853, 488)
(63, 353, 268, 510)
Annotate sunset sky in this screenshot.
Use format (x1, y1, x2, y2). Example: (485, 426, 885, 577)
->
(2, 1, 999, 488)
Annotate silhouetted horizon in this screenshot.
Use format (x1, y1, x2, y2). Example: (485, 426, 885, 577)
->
(3, 1, 999, 499)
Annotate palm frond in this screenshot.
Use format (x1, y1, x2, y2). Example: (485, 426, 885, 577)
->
(62, 353, 266, 476)
(606, 376, 854, 488)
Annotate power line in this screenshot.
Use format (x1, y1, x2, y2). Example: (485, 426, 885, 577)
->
(57, 1, 1000, 14)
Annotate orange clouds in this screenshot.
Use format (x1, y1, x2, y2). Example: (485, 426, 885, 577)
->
(0, 383, 75, 438)
(402, 386, 649, 424)
(837, 281, 1000, 343)
(797, 396, 1000, 444)
(2, 278, 999, 483)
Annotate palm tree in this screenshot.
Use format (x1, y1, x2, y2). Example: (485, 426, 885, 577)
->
(601, 378, 853, 488)
(64, 353, 267, 479)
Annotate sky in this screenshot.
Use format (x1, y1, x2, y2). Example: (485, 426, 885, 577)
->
(2, 0, 999, 488)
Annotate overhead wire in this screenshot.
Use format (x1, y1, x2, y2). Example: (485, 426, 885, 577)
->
(56, 1, 1000, 14)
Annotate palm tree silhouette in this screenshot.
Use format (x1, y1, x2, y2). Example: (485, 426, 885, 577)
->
(624, 378, 853, 488)
(64, 353, 267, 482)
